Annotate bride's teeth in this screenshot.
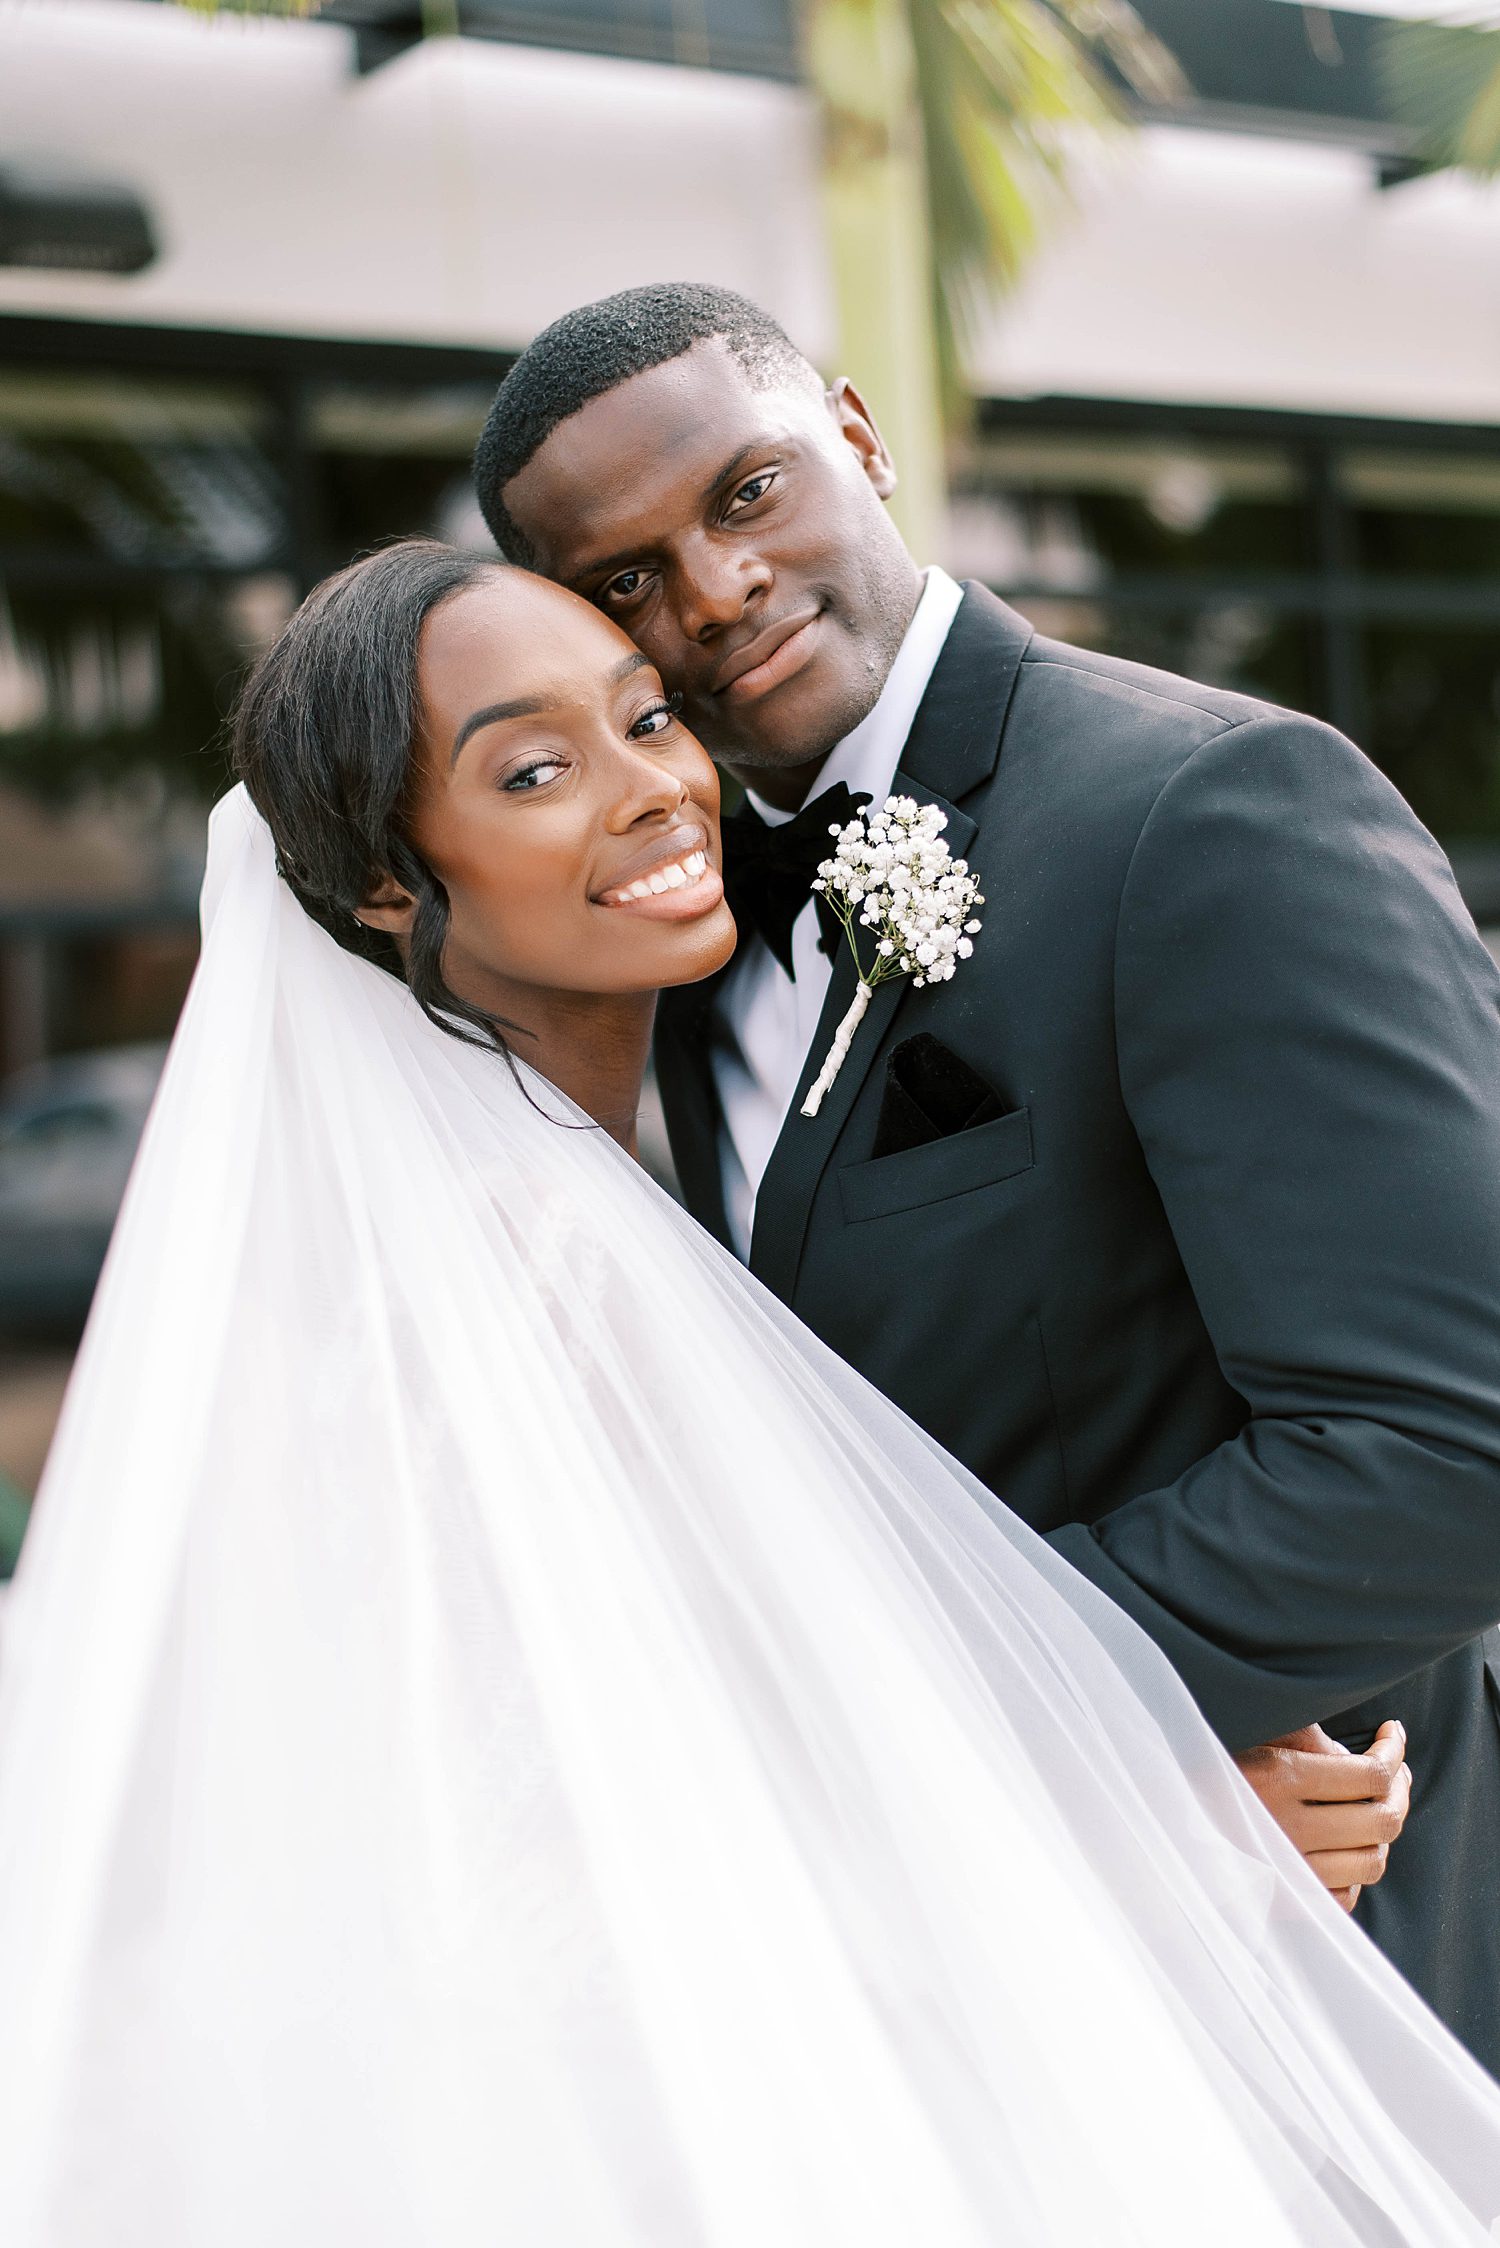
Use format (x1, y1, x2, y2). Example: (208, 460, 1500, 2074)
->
(609, 852, 706, 903)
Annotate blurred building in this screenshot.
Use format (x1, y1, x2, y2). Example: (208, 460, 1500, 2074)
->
(2, 0, 1500, 1095)
(960, 0, 1500, 919)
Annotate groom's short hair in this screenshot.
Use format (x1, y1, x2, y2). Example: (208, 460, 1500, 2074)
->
(473, 282, 820, 564)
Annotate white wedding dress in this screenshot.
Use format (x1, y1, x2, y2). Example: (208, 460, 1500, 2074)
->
(0, 787, 1498, 2246)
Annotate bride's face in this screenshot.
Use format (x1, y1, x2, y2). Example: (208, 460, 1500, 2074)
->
(386, 570, 736, 1006)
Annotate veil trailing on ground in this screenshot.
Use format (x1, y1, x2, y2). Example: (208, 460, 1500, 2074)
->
(0, 787, 1498, 2246)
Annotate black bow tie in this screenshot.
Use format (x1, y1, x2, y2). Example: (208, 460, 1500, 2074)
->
(720, 782, 872, 980)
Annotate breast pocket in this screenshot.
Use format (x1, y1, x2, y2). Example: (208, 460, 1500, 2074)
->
(839, 1106, 1034, 1225)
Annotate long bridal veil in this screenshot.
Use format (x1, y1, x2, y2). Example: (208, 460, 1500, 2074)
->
(0, 788, 1498, 2247)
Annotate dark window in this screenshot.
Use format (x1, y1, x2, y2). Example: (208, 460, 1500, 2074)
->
(960, 406, 1500, 904)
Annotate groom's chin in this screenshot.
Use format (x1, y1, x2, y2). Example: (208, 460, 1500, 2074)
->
(691, 672, 880, 790)
(706, 634, 902, 790)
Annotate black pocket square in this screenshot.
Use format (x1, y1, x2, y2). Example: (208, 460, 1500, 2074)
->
(871, 1034, 1010, 1159)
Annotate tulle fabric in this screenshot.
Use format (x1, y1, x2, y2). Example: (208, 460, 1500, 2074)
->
(0, 787, 1498, 2245)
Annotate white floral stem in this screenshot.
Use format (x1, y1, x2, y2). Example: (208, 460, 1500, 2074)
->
(801, 980, 873, 1118)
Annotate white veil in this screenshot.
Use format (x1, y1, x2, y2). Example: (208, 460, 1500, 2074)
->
(1, 786, 1499, 2247)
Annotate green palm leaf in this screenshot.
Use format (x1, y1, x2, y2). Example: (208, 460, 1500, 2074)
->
(172, 1, 323, 14)
(168, 0, 1180, 387)
(165, 0, 1184, 543)
(913, 1, 1183, 416)
(1381, 20, 1500, 177)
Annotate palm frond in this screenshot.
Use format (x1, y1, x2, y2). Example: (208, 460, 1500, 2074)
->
(912, 0, 1186, 419)
(1380, 20, 1500, 177)
(170, 1, 326, 14)
(1044, 0, 1189, 107)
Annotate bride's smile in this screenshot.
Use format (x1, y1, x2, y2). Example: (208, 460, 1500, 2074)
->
(592, 814, 715, 911)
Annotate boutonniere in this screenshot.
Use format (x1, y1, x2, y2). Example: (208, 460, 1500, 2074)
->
(800, 795, 984, 1118)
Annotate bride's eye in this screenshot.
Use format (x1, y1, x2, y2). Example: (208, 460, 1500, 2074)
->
(502, 756, 567, 792)
(628, 697, 681, 741)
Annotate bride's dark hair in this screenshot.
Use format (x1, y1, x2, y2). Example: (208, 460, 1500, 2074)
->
(232, 538, 515, 1058)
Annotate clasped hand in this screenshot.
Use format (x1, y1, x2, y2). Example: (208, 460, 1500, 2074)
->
(1234, 1720, 1411, 1912)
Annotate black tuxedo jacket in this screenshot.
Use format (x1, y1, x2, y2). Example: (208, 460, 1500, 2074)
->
(656, 585, 1500, 2074)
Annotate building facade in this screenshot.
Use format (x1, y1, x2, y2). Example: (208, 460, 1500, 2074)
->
(3, 0, 1500, 1081)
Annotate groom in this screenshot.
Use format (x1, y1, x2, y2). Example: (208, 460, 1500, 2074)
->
(474, 285, 1500, 2072)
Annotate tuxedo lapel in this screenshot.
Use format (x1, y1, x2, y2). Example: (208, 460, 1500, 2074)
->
(653, 974, 734, 1249)
(748, 585, 1033, 1299)
(897, 581, 1032, 804)
(748, 784, 973, 1295)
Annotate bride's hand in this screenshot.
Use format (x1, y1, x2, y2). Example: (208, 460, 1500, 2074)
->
(1233, 1719, 1411, 1913)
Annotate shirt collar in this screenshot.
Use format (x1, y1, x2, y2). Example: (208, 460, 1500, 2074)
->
(744, 565, 965, 830)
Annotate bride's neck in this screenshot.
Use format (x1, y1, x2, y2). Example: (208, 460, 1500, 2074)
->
(506, 990, 656, 1155)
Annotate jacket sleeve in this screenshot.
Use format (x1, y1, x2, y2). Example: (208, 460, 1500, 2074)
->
(1046, 711, 1500, 1752)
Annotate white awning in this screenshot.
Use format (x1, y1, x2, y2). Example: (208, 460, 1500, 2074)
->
(0, 2, 833, 360)
(5, 2, 1500, 429)
(970, 123, 1500, 424)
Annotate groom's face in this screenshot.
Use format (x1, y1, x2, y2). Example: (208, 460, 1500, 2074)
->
(500, 341, 922, 794)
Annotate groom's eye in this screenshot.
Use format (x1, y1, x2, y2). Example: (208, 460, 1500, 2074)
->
(601, 568, 645, 607)
(727, 471, 775, 514)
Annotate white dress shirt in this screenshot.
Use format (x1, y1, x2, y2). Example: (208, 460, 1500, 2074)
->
(711, 565, 965, 1259)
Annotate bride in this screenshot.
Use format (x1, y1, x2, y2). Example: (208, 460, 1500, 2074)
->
(0, 540, 1498, 2246)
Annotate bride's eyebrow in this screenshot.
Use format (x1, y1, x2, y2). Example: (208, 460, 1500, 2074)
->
(451, 694, 546, 763)
(450, 652, 653, 764)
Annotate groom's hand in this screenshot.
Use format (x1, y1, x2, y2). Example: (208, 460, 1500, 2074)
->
(1233, 1720, 1411, 1912)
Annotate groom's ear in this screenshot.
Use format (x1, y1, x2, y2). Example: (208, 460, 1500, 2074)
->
(354, 874, 417, 939)
(827, 377, 899, 504)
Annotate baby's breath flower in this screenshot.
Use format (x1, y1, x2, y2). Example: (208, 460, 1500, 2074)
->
(800, 795, 985, 1118)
